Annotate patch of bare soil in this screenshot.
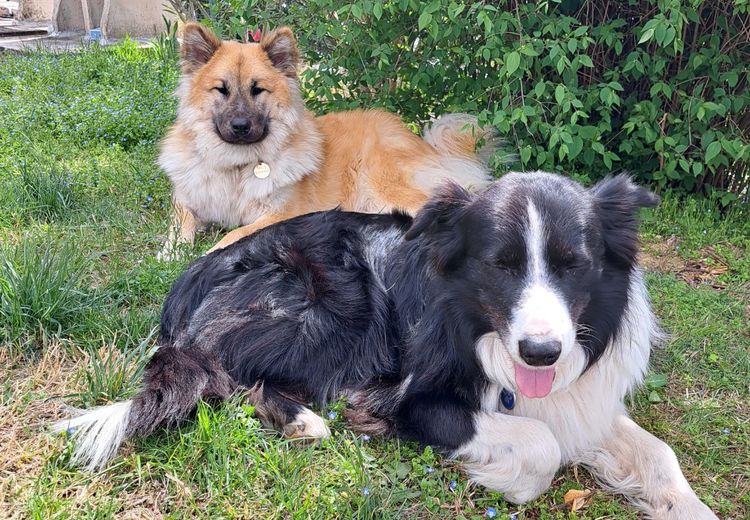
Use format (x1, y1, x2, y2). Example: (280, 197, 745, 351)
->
(641, 237, 731, 290)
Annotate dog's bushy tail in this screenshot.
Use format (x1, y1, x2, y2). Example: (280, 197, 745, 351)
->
(52, 346, 236, 471)
(423, 113, 506, 166)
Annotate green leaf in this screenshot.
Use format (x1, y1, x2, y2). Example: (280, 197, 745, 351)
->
(534, 81, 546, 97)
(418, 11, 432, 31)
(567, 136, 583, 160)
(645, 372, 668, 389)
(705, 141, 722, 164)
(648, 390, 662, 403)
(638, 27, 655, 44)
(555, 84, 565, 105)
(724, 71, 739, 87)
(506, 51, 521, 76)
(520, 146, 532, 164)
(578, 55, 593, 67)
(373, 2, 383, 20)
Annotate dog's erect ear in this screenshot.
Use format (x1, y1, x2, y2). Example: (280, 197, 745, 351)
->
(591, 174, 659, 268)
(181, 23, 222, 74)
(259, 27, 299, 78)
(405, 182, 472, 272)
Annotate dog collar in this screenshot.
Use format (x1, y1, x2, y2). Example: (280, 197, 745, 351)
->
(500, 388, 515, 410)
(253, 161, 270, 179)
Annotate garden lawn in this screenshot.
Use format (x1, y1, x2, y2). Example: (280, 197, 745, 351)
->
(1, 44, 748, 519)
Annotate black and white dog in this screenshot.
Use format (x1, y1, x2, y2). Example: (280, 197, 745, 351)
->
(55, 172, 716, 518)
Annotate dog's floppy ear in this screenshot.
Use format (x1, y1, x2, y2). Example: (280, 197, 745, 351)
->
(181, 23, 222, 74)
(591, 174, 659, 267)
(405, 182, 472, 272)
(260, 27, 299, 78)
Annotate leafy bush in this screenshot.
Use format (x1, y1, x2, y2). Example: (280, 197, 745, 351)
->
(174, 0, 750, 203)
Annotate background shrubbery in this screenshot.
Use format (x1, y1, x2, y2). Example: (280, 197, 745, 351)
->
(170, 0, 750, 205)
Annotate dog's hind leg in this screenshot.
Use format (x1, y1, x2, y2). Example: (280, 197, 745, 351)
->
(577, 414, 717, 519)
(243, 383, 330, 441)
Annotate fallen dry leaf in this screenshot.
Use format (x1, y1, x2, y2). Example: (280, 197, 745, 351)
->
(563, 488, 593, 512)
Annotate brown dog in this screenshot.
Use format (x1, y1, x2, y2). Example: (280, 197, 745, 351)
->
(157, 23, 499, 259)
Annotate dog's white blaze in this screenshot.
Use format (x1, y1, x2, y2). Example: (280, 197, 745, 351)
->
(525, 201, 546, 282)
(507, 202, 575, 362)
(52, 400, 132, 471)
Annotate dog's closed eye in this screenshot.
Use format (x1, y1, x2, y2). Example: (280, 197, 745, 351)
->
(251, 84, 266, 96)
(214, 82, 229, 96)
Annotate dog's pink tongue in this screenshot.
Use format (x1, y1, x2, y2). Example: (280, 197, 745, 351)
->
(514, 364, 555, 398)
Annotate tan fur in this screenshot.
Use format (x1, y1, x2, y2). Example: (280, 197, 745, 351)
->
(158, 23, 496, 258)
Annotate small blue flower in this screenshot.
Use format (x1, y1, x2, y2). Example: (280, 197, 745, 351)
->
(66, 426, 76, 436)
(327, 411, 337, 420)
(721, 428, 731, 434)
(509, 514, 518, 520)
(361, 434, 371, 442)
(361, 486, 370, 495)
(485, 507, 497, 518)
(424, 466, 434, 474)
(449, 480, 457, 491)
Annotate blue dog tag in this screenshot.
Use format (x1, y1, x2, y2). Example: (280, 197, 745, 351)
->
(500, 388, 515, 410)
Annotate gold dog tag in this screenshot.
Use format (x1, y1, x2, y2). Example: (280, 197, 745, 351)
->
(253, 162, 271, 179)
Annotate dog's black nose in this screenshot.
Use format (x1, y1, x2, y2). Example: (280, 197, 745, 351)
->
(230, 117, 250, 134)
(518, 338, 561, 366)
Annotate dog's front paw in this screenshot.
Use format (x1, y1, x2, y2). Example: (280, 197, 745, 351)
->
(455, 413, 561, 504)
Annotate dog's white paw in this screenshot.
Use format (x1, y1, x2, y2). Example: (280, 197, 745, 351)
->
(463, 453, 558, 504)
(282, 408, 330, 440)
(454, 413, 561, 504)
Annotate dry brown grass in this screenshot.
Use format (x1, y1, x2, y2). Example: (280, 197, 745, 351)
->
(0, 345, 179, 519)
(641, 238, 733, 290)
(0, 343, 77, 517)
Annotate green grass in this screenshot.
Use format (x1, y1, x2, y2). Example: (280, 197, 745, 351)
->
(1, 43, 748, 519)
(0, 240, 94, 346)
